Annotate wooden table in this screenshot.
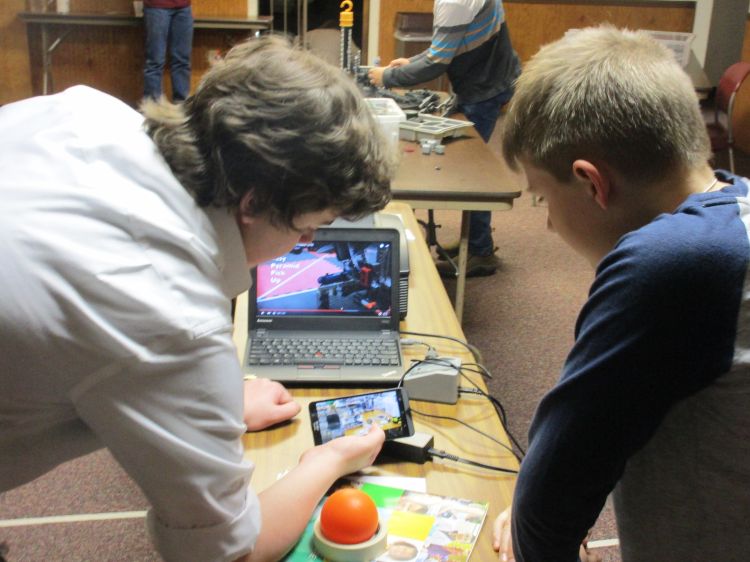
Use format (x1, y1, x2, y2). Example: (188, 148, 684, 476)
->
(391, 127, 524, 323)
(233, 202, 518, 561)
(18, 11, 273, 95)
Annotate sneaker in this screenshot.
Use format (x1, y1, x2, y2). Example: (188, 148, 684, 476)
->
(436, 252, 500, 278)
(436, 242, 499, 262)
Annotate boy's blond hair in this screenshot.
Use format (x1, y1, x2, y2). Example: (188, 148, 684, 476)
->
(503, 26, 710, 185)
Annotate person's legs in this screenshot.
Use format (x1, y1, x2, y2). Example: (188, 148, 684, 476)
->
(143, 7, 171, 100)
(466, 211, 494, 256)
(168, 6, 194, 102)
(457, 89, 514, 257)
(459, 90, 511, 144)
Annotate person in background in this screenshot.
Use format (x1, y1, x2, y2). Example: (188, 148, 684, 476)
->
(0, 35, 396, 561)
(369, 0, 521, 277)
(143, 0, 193, 101)
(493, 26, 750, 561)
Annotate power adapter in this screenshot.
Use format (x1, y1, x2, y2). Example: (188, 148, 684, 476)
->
(403, 357, 461, 404)
(377, 432, 519, 474)
(379, 432, 435, 464)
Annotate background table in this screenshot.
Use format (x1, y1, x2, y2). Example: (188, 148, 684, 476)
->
(19, 11, 273, 95)
(233, 202, 519, 561)
(391, 127, 524, 323)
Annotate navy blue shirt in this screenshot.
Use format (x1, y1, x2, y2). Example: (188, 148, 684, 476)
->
(512, 172, 750, 561)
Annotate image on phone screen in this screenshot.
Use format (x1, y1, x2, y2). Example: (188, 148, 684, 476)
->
(309, 389, 414, 445)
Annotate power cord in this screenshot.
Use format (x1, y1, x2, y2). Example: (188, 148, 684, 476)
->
(399, 329, 484, 365)
(458, 371, 527, 460)
(411, 407, 519, 461)
(428, 448, 519, 474)
(396, 355, 459, 389)
(382, 432, 518, 474)
(461, 361, 493, 379)
(459, 385, 507, 426)
(395, 333, 525, 459)
(399, 338, 436, 359)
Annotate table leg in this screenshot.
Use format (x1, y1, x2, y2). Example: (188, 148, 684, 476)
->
(40, 26, 70, 95)
(41, 25, 50, 95)
(417, 210, 452, 259)
(454, 210, 470, 322)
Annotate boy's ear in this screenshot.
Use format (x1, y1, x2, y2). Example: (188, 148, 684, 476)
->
(572, 159, 611, 210)
(238, 191, 255, 224)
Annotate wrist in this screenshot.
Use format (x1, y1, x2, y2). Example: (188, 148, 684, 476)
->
(382, 67, 391, 88)
(300, 443, 347, 474)
(298, 444, 351, 484)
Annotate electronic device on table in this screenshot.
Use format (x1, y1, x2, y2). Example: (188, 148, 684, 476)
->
(309, 388, 415, 444)
(244, 227, 405, 385)
(329, 212, 409, 319)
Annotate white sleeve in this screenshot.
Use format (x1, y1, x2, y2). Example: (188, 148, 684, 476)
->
(70, 332, 260, 562)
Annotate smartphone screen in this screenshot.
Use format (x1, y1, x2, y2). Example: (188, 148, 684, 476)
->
(309, 388, 414, 445)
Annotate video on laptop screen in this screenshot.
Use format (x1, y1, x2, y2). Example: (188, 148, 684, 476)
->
(255, 240, 394, 318)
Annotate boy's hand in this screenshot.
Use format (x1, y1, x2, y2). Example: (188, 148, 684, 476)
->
(243, 377, 301, 431)
(494, 507, 602, 562)
(368, 66, 386, 87)
(388, 58, 410, 68)
(493, 507, 513, 560)
(301, 424, 385, 476)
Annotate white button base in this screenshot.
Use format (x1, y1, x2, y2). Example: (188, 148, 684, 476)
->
(311, 518, 388, 562)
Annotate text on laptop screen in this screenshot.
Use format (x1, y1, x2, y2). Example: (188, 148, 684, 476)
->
(255, 240, 394, 318)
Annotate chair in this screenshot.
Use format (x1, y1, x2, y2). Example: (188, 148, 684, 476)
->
(705, 62, 750, 173)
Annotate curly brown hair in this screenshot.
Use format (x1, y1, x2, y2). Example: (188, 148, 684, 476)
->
(142, 34, 396, 226)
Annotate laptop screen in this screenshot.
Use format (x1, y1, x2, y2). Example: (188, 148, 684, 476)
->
(249, 227, 401, 332)
(255, 239, 395, 319)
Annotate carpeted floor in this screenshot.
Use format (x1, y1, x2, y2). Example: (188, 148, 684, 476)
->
(1, 117, 746, 560)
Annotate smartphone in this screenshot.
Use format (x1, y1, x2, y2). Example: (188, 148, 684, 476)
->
(309, 388, 415, 445)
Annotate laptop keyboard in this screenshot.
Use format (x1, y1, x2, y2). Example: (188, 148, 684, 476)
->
(247, 337, 401, 367)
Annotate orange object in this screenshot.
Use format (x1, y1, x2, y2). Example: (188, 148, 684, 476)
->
(320, 488, 379, 544)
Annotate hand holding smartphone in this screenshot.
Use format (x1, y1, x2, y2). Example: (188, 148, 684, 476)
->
(309, 388, 415, 445)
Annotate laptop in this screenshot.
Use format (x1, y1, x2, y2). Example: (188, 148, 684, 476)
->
(243, 227, 405, 385)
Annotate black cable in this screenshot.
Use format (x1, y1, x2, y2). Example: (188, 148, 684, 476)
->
(464, 373, 526, 458)
(411, 407, 518, 460)
(395, 337, 525, 460)
(490, 395, 525, 455)
(461, 362, 493, 379)
(459, 387, 506, 425)
(459, 376, 507, 426)
(455, 364, 492, 379)
(427, 448, 519, 474)
(398, 338, 434, 355)
(399, 329, 483, 365)
(396, 356, 461, 389)
(458, 371, 526, 460)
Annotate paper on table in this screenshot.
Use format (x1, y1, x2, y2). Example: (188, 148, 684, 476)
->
(355, 475, 426, 493)
(282, 476, 488, 562)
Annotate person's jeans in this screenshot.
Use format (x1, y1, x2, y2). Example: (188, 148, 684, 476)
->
(457, 89, 514, 256)
(143, 6, 193, 101)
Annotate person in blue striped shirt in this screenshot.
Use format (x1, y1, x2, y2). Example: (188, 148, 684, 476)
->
(369, 0, 521, 277)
